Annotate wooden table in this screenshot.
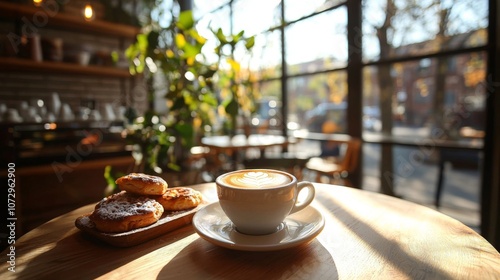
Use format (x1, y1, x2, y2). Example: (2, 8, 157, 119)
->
(2, 183, 500, 279)
(363, 133, 484, 206)
(201, 134, 290, 170)
(201, 134, 288, 153)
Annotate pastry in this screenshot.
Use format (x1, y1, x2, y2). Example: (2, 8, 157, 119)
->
(115, 173, 168, 195)
(89, 191, 164, 233)
(153, 187, 203, 211)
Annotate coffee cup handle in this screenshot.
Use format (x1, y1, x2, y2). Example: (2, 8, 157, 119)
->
(290, 181, 315, 214)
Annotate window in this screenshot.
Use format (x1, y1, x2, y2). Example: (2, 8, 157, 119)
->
(194, 1, 490, 227)
(285, 7, 347, 75)
(361, 0, 488, 142)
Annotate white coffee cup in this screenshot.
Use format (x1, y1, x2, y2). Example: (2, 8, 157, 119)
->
(216, 169, 315, 235)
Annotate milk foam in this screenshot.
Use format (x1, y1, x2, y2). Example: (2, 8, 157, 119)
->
(222, 171, 291, 189)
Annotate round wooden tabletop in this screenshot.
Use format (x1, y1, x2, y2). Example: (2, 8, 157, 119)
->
(201, 134, 288, 151)
(2, 183, 499, 279)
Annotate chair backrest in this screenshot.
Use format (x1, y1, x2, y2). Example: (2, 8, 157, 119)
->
(338, 138, 361, 174)
(303, 136, 361, 182)
(329, 138, 361, 173)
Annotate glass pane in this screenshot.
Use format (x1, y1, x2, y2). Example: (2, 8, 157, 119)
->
(286, 7, 347, 75)
(362, 143, 480, 229)
(195, 4, 231, 35)
(362, 52, 487, 141)
(362, 0, 488, 62)
(193, 0, 230, 20)
(285, 0, 346, 22)
(251, 30, 282, 79)
(251, 80, 282, 132)
(196, 6, 231, 64)
(287, 71, 347, 133)
(256, 80, 281, 101)
(232, 0, 281, 36)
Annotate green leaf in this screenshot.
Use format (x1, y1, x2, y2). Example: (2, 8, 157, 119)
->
(182, 41, 201, 58)
(167, 162, 181, 172)
(136, 33, 149, 51)
(189, 29, 207, 44)
(124, 43, 136, 60)
(214, 45, 221, 56)
(175, 123, 194, 139)
(103, 165, 115, 187)
(177, 10, 194, 30)
(233, 30, 245, 42)
(200, 92, 218, 106)
(224, 98, 239, 116)
(215, 28, 228, 43)
(157, 132, 171, 146)
(245, 36, 255, 50)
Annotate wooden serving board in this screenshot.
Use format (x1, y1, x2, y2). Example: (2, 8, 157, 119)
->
(75, 202, 208, 247)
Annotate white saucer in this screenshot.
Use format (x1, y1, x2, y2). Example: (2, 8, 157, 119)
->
(192, 202, 325, 251)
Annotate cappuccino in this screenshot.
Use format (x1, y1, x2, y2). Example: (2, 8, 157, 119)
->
(220, 170, 292, 189)
(216, 169, 315, 235)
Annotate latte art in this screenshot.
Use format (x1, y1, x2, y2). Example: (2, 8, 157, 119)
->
(222, 171, 292, 189)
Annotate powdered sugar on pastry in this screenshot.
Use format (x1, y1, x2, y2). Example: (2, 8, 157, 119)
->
(89, 191, 164, 233)
(95, 192, 160, 220)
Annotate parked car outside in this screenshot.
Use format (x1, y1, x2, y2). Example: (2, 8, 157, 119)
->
(251, 98, 300, 132)
(363, 106, 381, 132)
(305, 102, 347, 133)
(250, 98, 281, 133)
(305, 102, 383, 133)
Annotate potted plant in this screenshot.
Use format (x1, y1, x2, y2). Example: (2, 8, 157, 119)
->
(121, 2, 258, 182)
(124, 8, 218, 175)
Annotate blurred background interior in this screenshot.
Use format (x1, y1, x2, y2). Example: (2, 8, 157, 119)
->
(0, 0, 499, 250)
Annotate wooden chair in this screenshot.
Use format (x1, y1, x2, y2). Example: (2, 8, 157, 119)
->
(304, 137, 361, 187)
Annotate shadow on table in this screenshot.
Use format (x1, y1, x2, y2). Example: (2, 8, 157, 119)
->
(158, 238, 337, 279)
(315, 190, 454, 279)
(16, 225, 196, 279)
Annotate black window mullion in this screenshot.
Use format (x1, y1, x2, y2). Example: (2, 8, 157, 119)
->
(280, 1, 288, 138)
(364, 45, 488, 67)
(346, 0, 363, 187)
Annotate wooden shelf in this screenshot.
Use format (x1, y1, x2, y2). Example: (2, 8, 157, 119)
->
(0, 2, 140, 39)
(0, 57, 131, 78)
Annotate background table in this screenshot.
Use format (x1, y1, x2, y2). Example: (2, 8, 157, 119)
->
(2, 183, 499, 279)
(201, 134, 288, 155)
(201, 134, 290, 170)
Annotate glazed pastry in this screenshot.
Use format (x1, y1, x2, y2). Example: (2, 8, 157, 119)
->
(153, 187, 203, 211)
(115, 173, 168, 195)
